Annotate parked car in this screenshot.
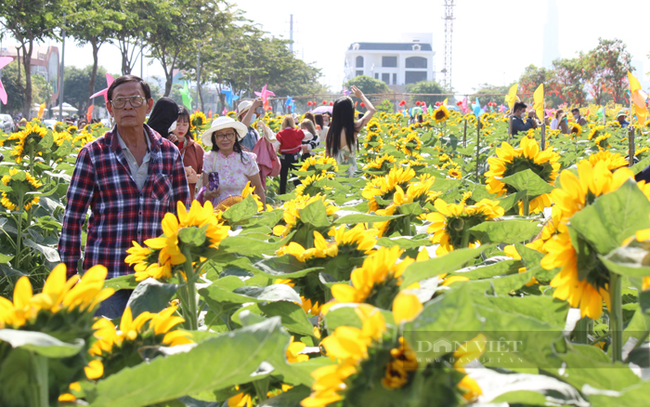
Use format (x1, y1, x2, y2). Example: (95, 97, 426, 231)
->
(0, 114, 14, 133)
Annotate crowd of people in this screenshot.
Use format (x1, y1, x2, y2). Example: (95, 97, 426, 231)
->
(57, 75, 376, 318)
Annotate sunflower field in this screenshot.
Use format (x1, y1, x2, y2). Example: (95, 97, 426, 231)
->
(2, 104, 650, 407)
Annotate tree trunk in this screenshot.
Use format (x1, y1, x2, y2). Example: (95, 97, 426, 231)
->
(164, 72, 173, 97)
(21, 41, 34, 120)
(87, 38, 101, 116)
(198, 81, 204, 112)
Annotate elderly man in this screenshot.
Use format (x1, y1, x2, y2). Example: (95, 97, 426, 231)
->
(58, 75, 190, 317)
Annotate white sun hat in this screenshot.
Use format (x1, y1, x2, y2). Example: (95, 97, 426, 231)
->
(200, 116, 248, 146)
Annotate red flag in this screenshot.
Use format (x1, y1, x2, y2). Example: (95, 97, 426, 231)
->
(86, 105, 93, 122)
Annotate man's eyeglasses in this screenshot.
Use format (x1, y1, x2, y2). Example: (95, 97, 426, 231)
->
(111, 95, 145, 109)
(214, 132, 236, 140)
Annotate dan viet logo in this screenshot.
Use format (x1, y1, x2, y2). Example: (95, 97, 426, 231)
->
(415, 336, 525, 366)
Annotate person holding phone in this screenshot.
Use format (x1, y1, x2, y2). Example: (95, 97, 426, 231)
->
(201, 117, 266, 206)
(237, 99, 264, 151)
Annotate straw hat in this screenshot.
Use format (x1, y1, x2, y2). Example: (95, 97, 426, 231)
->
(237, 100, 253, 115)
(200, 117, 248, 146)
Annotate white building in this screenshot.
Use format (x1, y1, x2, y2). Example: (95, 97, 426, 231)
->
(344, 33, 436, 89)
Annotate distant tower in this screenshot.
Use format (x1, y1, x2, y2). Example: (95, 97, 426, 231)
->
(443, 0, 455, 91)
(542, 0, 560, 68)
(289, 14, 294, 53)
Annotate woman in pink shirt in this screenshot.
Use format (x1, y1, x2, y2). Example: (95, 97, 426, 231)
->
(276, 115, 305, 194)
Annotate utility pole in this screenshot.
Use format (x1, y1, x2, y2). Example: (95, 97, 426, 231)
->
(58, 14, 66, 121)
(443, 0, 455, 91)
(289, 14, 294, 53)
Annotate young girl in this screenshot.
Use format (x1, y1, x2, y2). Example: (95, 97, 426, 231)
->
(170, 107, 204, 200)
(325, 85, 376, 176)
(300, 119, 320, 159)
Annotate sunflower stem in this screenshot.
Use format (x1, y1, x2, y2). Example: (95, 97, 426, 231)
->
(460, 229, 471, 249)
(609, 272, 623, 363)
(14, 193, 25, 269)
(180, 246, 198, 331)
(30, 352, 49, 407)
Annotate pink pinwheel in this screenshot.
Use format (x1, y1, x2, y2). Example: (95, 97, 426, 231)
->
(254, 85, 275, 110)
(0, 57, 14, 105)
(89, 73, 115, 105)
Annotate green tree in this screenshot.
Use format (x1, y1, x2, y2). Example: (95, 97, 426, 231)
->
(63, 65, 110, 113)
(0, 0, 66, 118)
(405, 80, 446, 106)
(344, 75, 389, 96)
(473, 83, 510, 106)
(581, 38, 633, 104)
(67, 0, 122, 116)
(518, 64, 551, 101)
(0, 60, 26, 115)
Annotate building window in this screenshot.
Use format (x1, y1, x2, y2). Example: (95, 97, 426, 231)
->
(405, 71, 428, 85)
(352, 43, 360, 51)
(393, 73, 397, 85)
(412, 44, 421, 51)
(355, 70, 363, 77)
(356, 56, 364, 68)
(382, 56, 397, 68)
(374, 73, 379, 79)
(405, 57, 427, 69)
(382, 73, 390, 85)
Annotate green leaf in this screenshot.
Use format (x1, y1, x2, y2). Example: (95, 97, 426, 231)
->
(222, 195, 259, 224)
(126, 278, 179, 317)
(450, 258, 521, 279)
(334, 212, 405, 225)
(401, 246, 489, 287)
(220, 233, 294, 257)
(258, 301, 314, 337)
(496, 190, 527, 212)
(403, 286, 483, 361)
(259, 385, 311, 407)
(376, 237, 432, 250)
(478, 370, 586, 406)
(469, 219, 541, 244)
(0, 329, 83, 358)
(571, 179, 650, 255)
(199, 283, 301, 311)
(104, 274, 138, 290)
(86, 318, 289, 407)
(254, 256, 323, 279)
(270, 357, 334, 388)
(600, 242, 650, 277)
(178, 225, 207, 247)
(22, 239, 60, 262)
(501, 168, 554, 197)
(298, 199, 330, 228)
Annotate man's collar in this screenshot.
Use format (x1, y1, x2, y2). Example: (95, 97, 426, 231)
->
(109, 124, 161, 153)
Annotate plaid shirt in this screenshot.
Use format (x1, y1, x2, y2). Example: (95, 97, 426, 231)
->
(58, 124, 191, 279)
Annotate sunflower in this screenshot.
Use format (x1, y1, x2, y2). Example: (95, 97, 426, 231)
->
(126, 201, 230, 281)
(362, 166, 416, 212)
(363, 130, 384, 152)
(587, 150, 628, 171)
(299, 155, 338, 174)
(447, 166, 462, 179)
(382, 336, 418, 389)
(540, 160, 635, 319)
(363, 153, 397, 175)
(0, 168, 42, 211)
(295, 173, 335, 197)
(426, 198, 504, 255)
(328, 224, 378, 255)
(485, 137, 560, 214)
(433, 105, 450, 123)
(272, 194, 339, 237)
(593, 133, 612, 150)
(587, 125, 605, 140)
(397, 132, 421, 156)
(190, 111, 207, 130)
(636, 146, 649, 157)
(276, 230, 338, 262)
(570, 123, 582, 138)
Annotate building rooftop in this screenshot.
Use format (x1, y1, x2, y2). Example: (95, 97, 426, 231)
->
(348, 42, 433, 51)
